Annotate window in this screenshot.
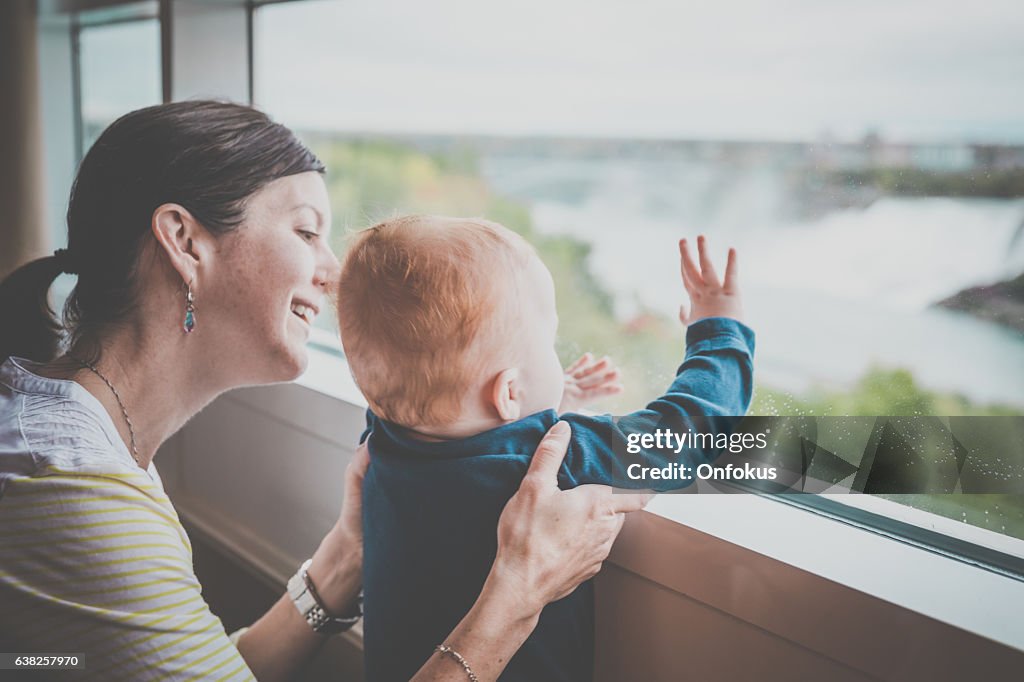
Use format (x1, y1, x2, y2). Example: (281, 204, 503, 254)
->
(38, 1, 161, 308)
(277, 0, 1023, 552)
(78, 15, 162, 157)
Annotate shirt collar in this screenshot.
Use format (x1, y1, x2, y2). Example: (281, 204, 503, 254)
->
(1, 356, 154, 477)
(368, 408, 561, 460)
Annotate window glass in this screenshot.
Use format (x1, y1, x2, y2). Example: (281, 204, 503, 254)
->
(79, 18, 161, 157)
(255, 0, 1024, 544)
(39, 8, 161, 305)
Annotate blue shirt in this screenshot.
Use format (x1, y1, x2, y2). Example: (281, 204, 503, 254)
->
(361, 317, 755, 681)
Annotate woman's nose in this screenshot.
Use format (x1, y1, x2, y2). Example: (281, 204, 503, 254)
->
(316, 246, 342, 289)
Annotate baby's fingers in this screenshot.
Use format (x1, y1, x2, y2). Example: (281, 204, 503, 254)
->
(697, 235, 721, 287)
(573, 356, 612, 380)
(592, 383, 624, 398)
(679, 238, 703, 291)
(723, 247, 739, 293)
(576, 368, 620, 390)
(565, 353, 592, 376)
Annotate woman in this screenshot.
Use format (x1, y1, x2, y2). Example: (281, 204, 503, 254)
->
(0, 101, 650, 681)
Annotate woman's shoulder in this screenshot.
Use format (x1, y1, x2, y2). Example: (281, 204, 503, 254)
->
(1, 356, 145, 489)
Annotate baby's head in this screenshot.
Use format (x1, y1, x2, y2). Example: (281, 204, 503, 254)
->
(337, 215, 564, 435)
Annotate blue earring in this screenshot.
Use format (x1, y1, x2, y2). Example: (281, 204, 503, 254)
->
(184, 280, 196, 334)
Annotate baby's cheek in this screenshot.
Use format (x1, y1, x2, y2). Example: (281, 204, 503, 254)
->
(548, 356, 567, 405)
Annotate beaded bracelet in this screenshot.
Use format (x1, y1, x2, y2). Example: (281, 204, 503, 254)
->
(435, 643, 479, 682)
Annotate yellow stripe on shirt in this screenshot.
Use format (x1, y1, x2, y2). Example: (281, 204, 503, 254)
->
(0, 472, 255, 681)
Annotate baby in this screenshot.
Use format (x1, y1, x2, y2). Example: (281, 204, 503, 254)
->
(338, 215, 754, 681)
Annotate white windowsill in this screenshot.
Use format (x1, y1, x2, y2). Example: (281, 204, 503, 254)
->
(643, 494, 1023, 652)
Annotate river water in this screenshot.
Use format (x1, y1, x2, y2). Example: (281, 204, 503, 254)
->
(481, 154, 1024, 408)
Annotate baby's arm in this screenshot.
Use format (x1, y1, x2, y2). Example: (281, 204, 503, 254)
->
(560, 236, 754, 490)
(557, 236, 737, 414)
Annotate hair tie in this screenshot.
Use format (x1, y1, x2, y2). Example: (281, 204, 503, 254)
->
(53, 248, 79, 275)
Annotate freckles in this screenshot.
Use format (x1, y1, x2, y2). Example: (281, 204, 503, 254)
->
(221, 235, 263, 281)
(231, 231, 285, 282)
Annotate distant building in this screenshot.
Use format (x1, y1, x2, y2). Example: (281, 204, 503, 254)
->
(910, 144, 974, 172)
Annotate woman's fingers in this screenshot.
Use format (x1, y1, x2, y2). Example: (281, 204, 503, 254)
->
(573, 484, 654, 515)
(524, 420, 572, 486)
(334, 442, 372, 542)
(342, 443, 370, 503)
(350, 441, 371, 476)
(610, 490, 655, 513)
(587, 484, 655, 513)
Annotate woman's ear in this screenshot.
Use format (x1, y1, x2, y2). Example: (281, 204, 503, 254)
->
(150, 203, 212, 284)
(490, 367, 521, 422)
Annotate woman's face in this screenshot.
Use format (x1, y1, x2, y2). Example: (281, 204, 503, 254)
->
(202, 171, 339, 384)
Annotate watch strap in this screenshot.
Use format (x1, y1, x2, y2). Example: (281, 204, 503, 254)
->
(287, 558, 361, 635)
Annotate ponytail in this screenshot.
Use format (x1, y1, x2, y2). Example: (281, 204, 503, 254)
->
(0, 255, 66, 363)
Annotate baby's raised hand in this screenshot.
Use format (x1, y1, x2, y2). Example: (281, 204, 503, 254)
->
(678, 235, 743, 325)
(559, 353, 624, 413)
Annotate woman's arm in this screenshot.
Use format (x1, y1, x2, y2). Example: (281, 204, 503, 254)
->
(413, 420, 653, 681)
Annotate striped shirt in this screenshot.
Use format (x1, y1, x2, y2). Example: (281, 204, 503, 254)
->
(0, 357, 255, 681)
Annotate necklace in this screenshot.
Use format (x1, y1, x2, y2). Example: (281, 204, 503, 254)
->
(68, 355, 142, 468)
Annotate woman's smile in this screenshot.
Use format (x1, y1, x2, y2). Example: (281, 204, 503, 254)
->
(290, 299, 319, 327)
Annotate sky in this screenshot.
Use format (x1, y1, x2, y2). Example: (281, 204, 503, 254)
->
(77, 0, 1024, 144)
(252, 0, 1024, 143)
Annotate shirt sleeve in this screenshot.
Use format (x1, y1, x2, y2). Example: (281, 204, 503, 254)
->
(0, 471, 255, 681)
(560, 316, 756, 490)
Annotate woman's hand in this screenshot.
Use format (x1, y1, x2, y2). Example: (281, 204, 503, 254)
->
(558, 353, 624, 413)
(336, 440, 370, 554)
(306, 442, 369, 613)
(489, 420, 653, 618)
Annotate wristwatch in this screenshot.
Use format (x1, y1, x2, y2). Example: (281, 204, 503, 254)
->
(287, 558, 362, 635)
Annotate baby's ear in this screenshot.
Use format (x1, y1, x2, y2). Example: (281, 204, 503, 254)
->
(490, 368, 521, 422)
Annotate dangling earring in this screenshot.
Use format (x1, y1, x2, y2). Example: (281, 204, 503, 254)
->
(184, 279, 196, 334)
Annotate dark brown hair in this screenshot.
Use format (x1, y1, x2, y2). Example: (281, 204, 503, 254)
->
(0, 100, 324, 362)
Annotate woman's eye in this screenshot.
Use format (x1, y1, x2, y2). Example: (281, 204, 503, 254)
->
(298, 230, 319, 243)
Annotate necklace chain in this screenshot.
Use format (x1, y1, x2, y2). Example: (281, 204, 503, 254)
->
(68, 355, 142, 467)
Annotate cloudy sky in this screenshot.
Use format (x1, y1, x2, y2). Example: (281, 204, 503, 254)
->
(251, 0, 1024, 143)
(79, 0, 1023, 144)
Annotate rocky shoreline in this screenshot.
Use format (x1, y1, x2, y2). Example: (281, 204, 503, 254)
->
(936, 273, 1024, 334)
